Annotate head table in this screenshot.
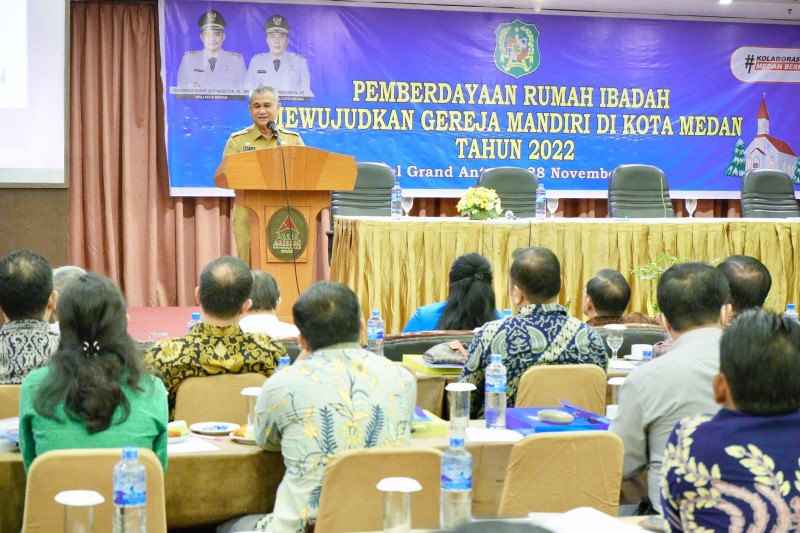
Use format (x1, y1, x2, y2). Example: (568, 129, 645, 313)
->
(330, 216, 800, 332)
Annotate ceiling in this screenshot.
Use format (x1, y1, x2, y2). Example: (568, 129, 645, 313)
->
(338, 0, 800, 22)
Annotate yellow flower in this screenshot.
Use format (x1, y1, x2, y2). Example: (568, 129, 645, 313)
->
(341, 420, 363, 447)
(350, 359, 369, 377)
(303, 422, 319, 439)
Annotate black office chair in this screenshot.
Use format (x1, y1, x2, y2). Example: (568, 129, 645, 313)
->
(608, 164, 675, 218)
(327, 162, 396, 261)
(740, 169, 800, 218)
(477, 167, 538, 218)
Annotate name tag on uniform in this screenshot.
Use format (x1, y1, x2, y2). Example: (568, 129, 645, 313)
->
(243, 146, 256, 151)
(193, 69, 205, 72)
(257, 70, 267, 74)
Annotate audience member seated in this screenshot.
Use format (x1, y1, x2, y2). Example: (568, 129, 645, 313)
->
(662, 308, 800, 531)
(18, 273, 168, 471)
(403, 253, 501, 332)
(145, 256, 286, 418)
(716, 254, 772, 322)
(582, 269, 659, 328)
(49, 265, 87, 333)
(652, 254, 771, 357)
(610, 262, 731, 513)
(459, 247, 607, 417)
(239, 270, 299, 338)
(0, 250, 60, 384)
(219, 282, 416, 532)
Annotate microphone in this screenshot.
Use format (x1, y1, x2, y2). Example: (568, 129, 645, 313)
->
(266, 120, 282, 146)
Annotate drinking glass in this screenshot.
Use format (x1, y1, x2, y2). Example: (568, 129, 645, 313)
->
(604, 325, 625, 361)
(241, 387, 261, 439)
(685, 198, 698, 218)
(446, 383, 476, 436)
(546, 197, 559, 218)
(148, 331, 169, 344)
(376, 477, 422, 533)
(401, 196, 414, 217)
(55, 490, 104, 533)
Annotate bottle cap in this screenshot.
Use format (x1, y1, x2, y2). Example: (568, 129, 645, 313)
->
(121, 447, 139, 461)
(789, 304, 796, 311)
(449, 436, 465, 448)
(371, 309, 381, 317)
(191, 312, 200, 319)
(490, 353, 502, 363)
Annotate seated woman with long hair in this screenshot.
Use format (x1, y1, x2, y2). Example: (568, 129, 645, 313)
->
(403, 253, 502, 332)
(19, 273, 168, 472)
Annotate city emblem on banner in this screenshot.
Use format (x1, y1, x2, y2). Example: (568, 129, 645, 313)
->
(494, 19, 540, 78)
(267, 207, 308, 261)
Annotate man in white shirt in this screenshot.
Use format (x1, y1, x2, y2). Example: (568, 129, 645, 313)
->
(609, 262, 731, 513)
(239, 270, 299, 338)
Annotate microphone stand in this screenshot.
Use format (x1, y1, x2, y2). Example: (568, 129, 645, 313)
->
(269, 121, 301, 296)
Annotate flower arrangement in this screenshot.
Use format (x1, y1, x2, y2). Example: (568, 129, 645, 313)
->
(456, 187, 502, 220)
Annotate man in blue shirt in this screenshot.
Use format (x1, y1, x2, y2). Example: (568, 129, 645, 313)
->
(459, 246, 607, 417)
(661, 308, 800, 531)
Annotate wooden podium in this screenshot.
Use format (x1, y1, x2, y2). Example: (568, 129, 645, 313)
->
(215, 146, 356, 320)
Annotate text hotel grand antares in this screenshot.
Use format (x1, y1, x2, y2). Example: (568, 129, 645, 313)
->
(275, 81, 743, 180)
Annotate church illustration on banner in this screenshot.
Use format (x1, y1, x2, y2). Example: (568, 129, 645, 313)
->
(744, 96, 798, 176)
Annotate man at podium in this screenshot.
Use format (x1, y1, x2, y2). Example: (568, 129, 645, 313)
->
(222, 85, 304, 265)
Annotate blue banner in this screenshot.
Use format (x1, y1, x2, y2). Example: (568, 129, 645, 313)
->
(161, 0, 800, 197)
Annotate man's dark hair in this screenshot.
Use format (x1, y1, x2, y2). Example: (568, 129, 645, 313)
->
(0, 250, 53, 320)
(199, 256, 253, 319)
(657, 262, 730, 332)
(293, 281, 360, 351)
(249, 270, 281, 312)
(586, 269, 631, 316)
(720, 308, 800, 415)
(509, 247, 560, 302)
(717, 255, 772, 313)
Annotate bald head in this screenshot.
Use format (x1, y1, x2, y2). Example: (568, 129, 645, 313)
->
(199, 256, 253, 318)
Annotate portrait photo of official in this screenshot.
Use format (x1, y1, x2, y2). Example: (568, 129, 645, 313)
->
(244, 14, 314, 100)
(177, 10, 246, 91)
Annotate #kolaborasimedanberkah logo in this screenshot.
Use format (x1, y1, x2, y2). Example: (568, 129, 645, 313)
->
(494, 19, 540, 78)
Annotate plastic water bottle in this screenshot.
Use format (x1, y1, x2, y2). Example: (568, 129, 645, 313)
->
(485, 353, 507, 429)
(367, 310, 385, 356)
(278, 355, 291, 369)
(784, 304, 799, 325)
(187, 312, 200, 333)
(113, 447, 146, 533)
(535, 183, 547, 219)
(390, 181, 403, 219)
(440, 436, 472, 528)
(642, 349, 653, 363)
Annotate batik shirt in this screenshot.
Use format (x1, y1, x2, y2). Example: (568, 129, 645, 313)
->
(460, 303, 607, 418)
(144, 322, 285, 418)
(0, 319, 60, 384)
(253, 342, 416, 533)
(662, 408, 800, 532)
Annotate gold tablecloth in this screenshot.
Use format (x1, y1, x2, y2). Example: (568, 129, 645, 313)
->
(0, 439, 284, 533)
(331, 216, 800, 332)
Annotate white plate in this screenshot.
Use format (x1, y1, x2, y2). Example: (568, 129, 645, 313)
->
(230, 432, 257, 445)
(190, 422, 240, 435)
(168, 434, 189, 444)
(624, 354, 643, 361)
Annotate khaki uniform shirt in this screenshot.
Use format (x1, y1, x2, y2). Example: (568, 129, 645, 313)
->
(222, 124, 304, 204)
(177, 49, 246, 90)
